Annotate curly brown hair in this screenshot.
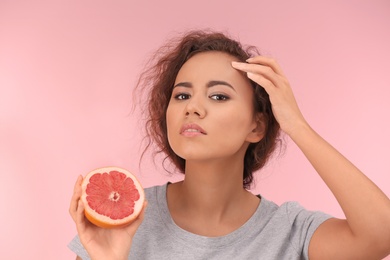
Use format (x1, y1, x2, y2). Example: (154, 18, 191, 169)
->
(136, 30, 281, 188)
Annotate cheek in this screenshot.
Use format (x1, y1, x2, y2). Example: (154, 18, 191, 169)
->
(165, 109, 173, 138)
(220, 106, 255, 132)
(166, 103, 178, 125)
(165, 105, 179, 146)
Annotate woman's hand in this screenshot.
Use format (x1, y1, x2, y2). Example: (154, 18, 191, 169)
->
(232, 56, 307, 137)
(69, 175, 147, 260)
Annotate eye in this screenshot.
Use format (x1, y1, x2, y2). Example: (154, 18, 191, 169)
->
(210, 94, 230, 101)
(174, 93, 191, 100)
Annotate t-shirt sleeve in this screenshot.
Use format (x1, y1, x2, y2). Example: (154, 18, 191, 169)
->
(285, 202, 332, 260)
(68, 235, 91, 260)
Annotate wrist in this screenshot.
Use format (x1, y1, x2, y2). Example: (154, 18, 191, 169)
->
(283, 119, 311, 140)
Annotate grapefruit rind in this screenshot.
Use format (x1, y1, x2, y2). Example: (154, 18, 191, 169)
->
(81, 166, 145, 228)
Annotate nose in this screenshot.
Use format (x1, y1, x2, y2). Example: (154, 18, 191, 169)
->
(185, 96, 206, 118)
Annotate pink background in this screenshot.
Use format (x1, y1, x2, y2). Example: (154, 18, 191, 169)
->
(1, 0, 389, 259)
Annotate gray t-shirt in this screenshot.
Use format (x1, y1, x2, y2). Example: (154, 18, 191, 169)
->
(68, 183, 331, 259)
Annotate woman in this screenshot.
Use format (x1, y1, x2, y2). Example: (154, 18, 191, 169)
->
(69, 30, 390, 259)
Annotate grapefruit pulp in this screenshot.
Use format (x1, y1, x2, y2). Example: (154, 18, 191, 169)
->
(81, 166, 145, 228)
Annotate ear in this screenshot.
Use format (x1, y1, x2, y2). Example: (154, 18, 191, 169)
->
(246, 113, 266, 143)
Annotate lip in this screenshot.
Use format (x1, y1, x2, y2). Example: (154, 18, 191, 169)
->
(180, 123, 207, 136)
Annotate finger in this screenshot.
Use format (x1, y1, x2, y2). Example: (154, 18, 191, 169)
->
(126, 201, 148, 237)
(231, 61, 281, 87)
(133, 201, 148, 227)
(246, 56, 286, 77)
(75, 199, 87, 234)
(69, 175, 83, 222)
(246, 72, 276, 96)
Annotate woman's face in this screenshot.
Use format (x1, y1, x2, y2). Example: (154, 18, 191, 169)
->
(166, 51, 263, 163)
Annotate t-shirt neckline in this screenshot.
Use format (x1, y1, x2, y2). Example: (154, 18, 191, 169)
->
(155, 182, 269, 249)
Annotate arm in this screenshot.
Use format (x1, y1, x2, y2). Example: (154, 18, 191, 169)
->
(232, 57, 390, 259)
(292, 120, 390, 259)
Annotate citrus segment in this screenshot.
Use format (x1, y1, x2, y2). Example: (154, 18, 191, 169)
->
(81, 167, 144, 228)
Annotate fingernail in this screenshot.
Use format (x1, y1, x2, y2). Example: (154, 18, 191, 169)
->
(246, 57, 253, 62)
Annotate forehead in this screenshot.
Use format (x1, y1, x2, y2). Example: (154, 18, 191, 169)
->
(175, 51, 247, 84)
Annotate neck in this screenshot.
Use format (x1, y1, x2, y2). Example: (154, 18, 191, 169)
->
(167, 159, 260, 236)
(172, 159, 248, 217)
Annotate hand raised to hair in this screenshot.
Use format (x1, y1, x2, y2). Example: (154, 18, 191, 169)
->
(69, 175, 147, 260)
(231, 56, 308, 137)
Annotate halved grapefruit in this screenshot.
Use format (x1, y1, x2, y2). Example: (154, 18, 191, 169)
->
(81, 166, 145, 228)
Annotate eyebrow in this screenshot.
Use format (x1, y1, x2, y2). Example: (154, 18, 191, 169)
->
(173, 80, 236, 92)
